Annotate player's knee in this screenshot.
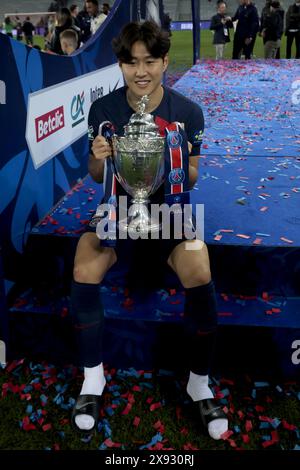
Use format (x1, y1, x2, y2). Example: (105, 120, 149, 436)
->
(181, 266, 211, 289)
(73, 264, 103, 284)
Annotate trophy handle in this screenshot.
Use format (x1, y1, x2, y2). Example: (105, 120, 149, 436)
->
(98, 121, 121, 183)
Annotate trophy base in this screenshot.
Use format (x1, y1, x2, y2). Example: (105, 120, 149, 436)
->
(118, 202, 161, 237)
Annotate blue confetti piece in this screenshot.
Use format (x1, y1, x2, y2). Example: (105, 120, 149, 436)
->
(139, 433, 163, 450)
(26, 405, 33, 414)
(260, 422, 271, 429)
(262, 435, 271, 441)
(276, 385, 283, 393)
(251, 389, 257, 399)
(234, 425, 241, 433)
(270, 418, 281, 429)
(294, 445, 300, 451)
(105, 407, 115, 416)
(143, 373, 152, 379)
(254, 382, 270, 388)
(220, 388, 230, 397)
(98, 442, 107, 450)
(40, 394, 48, 404)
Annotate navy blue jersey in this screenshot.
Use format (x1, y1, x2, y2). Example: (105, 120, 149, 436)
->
(88, 85, 204, 202)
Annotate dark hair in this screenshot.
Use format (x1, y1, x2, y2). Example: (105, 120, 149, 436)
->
(86, 0, 98, 6)
(112, 21, 170, 63)
(70, 4, 78, 13)
(270, 0, 280, 7)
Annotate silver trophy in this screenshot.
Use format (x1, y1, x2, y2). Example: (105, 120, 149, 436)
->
(111, 95, 165, 235)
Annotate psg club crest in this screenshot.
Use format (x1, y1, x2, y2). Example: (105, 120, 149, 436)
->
(169, 168, 185, 185)
(167, 130, 183, 149)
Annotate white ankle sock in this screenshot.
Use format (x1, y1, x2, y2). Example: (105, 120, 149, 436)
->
(186, 371, 228, 440)
(75, 363, 106, 431)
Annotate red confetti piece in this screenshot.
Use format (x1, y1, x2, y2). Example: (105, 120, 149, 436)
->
(253, 238, 262, 245)
(132, 385, 141, 392)
(180, 427, 188, 435)
(260, 206, 268, 212)
(245, 420, 253, 432)
(242, 434, 250, 444)
(236, 234, 251, 239)
(214, 234, 223, 241)
(259, 415, 274, 423)
(282, 419, 297, 431)
(221, 430, 234, 440)
(255, 405, 265, 412)
(133, 416, 140, 427)
(121, 403, 132, 415)
(104, 438, 121, 448)
(150, 402, 162, 411)
(42, 423, 52, 432)
(183, 443, 199, 450)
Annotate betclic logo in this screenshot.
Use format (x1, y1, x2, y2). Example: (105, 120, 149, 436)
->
(35, 106, 65, 142)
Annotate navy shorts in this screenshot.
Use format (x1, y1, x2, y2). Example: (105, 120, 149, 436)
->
(84, 222, 186, 290)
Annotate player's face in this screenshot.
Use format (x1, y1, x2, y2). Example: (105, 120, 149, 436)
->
(120, 41, 168, 101)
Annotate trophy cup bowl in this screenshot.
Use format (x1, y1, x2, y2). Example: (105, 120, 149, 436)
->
(111, 95, 165, 235)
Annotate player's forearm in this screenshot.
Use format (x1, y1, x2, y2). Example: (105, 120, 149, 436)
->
(189, 164, 198, 189)
(88, 153, 105, 183)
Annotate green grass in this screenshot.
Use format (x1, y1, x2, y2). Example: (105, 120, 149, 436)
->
(168, 30, 298, 71)
(0, 361, 299, 450)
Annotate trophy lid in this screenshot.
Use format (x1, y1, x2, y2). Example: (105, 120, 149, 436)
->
(124, 95, 160, 137)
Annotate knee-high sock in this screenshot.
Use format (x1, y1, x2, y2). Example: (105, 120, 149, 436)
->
(184, 280, 218, 376)
(70, 280, 104, 368)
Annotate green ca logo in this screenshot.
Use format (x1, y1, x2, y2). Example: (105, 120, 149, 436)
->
(71, 91, 85, 127)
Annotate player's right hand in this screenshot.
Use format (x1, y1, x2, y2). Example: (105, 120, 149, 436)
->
(91, 135, 112, 160)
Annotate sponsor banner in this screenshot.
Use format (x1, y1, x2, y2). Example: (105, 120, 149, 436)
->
(26, 63, 124, 169)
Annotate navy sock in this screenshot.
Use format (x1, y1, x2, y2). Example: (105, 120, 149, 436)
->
(70, 280, 104, 367)
(184, 280, 218, 375)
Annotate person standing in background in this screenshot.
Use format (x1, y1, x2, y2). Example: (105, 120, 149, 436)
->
(22, 17, 35, 46)
(285, 0, 300, 58)
(85, 0, 107, 35)
(261, 1, 283, 58)
(210, 1, 233, 59)
(232, 0, 259, 59)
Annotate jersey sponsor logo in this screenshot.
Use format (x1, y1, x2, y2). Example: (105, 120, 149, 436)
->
(71, 91, 85, 128)
(88, 125, 95, 141)
(193, 129, 203, 145)
(35, 106, 65, 142)
(169, 168, 185, 185)
(167, 130, 183, 149)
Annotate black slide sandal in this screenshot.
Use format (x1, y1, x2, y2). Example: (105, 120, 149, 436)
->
(71, 394, 102, 435)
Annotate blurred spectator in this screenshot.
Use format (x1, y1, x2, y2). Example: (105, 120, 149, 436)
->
(261, 1, 283, 58)
(70, 4, 81, 28)
(77, 5, 91, 43)
(60, 28, 79, 54)
(48, 1, 60, 12)
(49, 8, 80, 54)
(15, 16, 23, 41)
(131, 0, 164, 26)
(22, 17, 35, 46)
(3, 17, 14, 37)
(210, 1, 233, 59)
(261, 1, 284, 57)
(86, 0, 107, 35)
(232, 0, 259, 59)
(102, 3, 111, 15)
(285, 0, 300, 58)
(162, 12, 172, 36)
